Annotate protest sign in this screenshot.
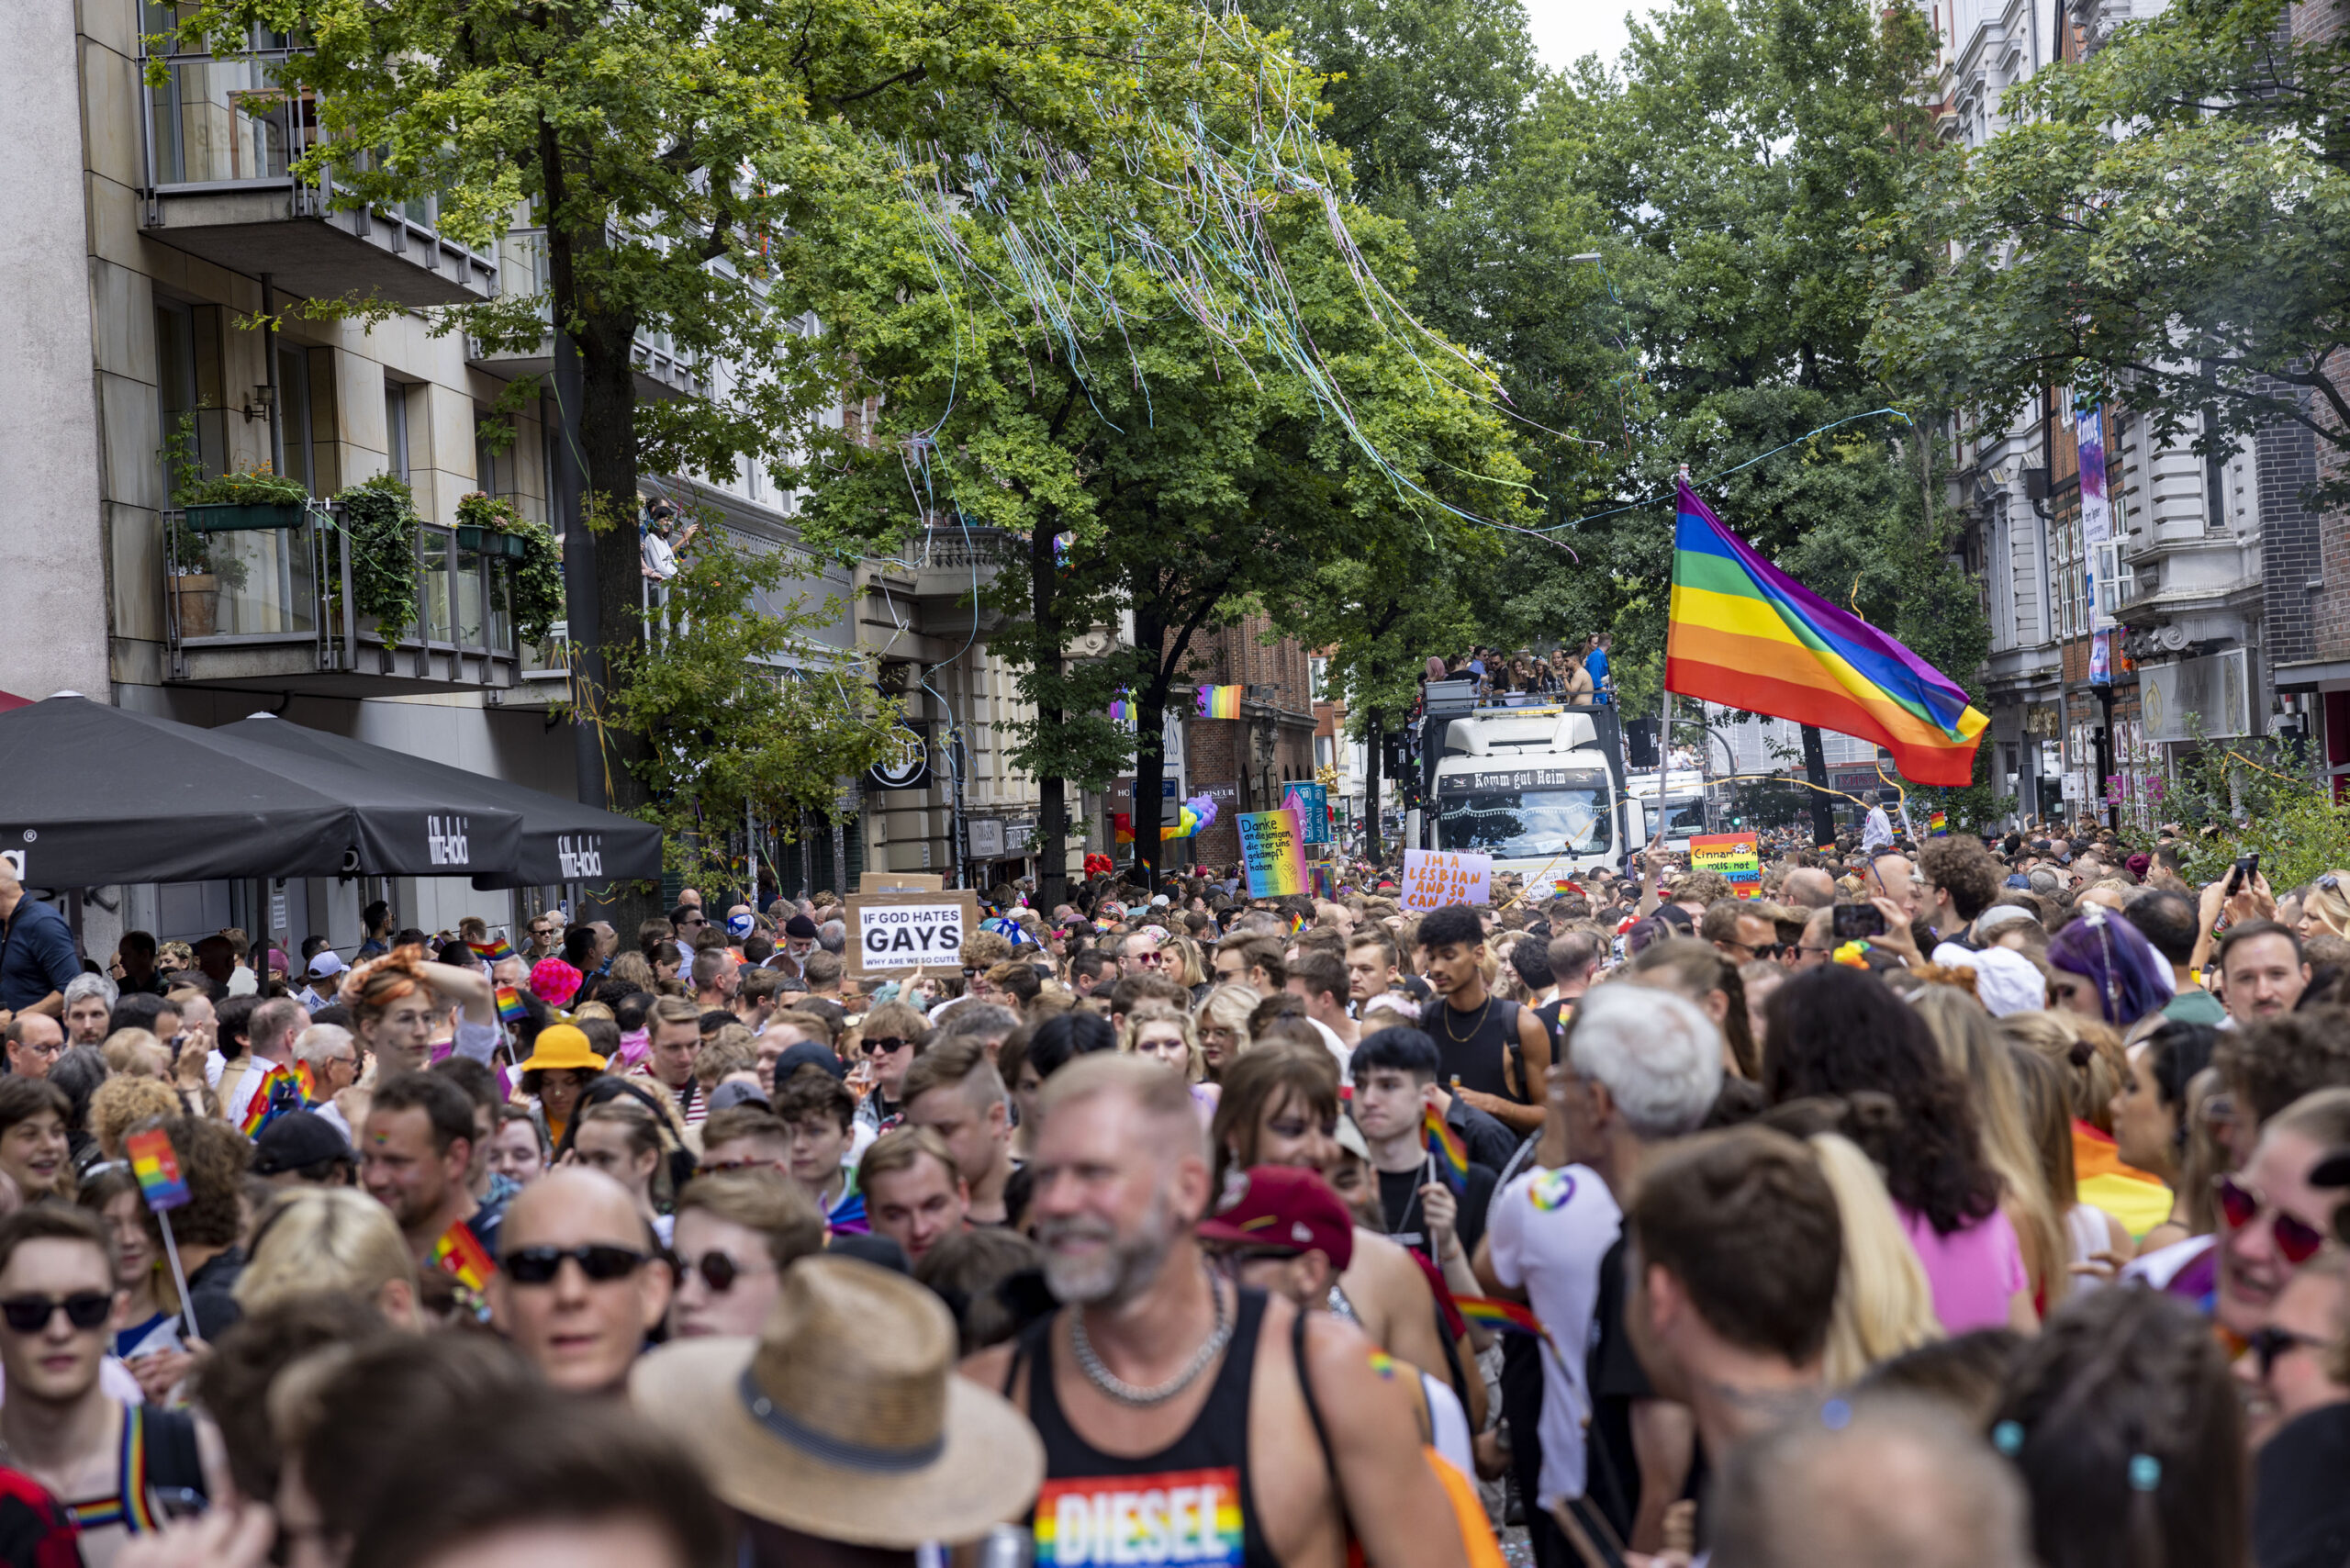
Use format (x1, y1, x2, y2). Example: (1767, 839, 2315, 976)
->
(1237, 809, 1308, 897)
(1281, 782, 1331, 845)
(1401, 848, 1493, 911)
(845, 891, 981, 979)
(1688, 833, 1762, 898)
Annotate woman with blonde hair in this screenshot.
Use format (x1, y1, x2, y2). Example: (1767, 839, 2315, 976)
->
(1807, 1131, 1944, 1384)
(1119, 1001, 1215, 1118)
(1163, 934, 1210, 993)
(237, 1187, 422, 1329)
(2009, 1042, 2132, 1286)
(1911, 986, 2072, 1315)
(2299, 872, 2350, 939)
(1195, 983, 1260, 1082)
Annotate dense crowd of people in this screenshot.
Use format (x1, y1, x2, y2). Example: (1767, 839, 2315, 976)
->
(0, 816, 2340, 1565)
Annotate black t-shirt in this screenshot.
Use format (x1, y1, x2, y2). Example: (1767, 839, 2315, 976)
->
(1376, 1161, 1496, 1264)
(1584, 1238, 1705, 1542)
(2257, 1402, 2350, 1568)
(1432, 995, 1525, 1103)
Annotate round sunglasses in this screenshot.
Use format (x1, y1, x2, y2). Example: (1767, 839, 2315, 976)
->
(675, 1250, 770, 1294)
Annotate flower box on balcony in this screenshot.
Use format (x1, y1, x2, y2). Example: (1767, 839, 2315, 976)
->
(455, 525, 532, 560)
(185, 500, 308, 532)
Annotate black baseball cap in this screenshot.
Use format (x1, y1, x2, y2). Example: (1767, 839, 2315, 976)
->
(252, 1110, 353, 1177)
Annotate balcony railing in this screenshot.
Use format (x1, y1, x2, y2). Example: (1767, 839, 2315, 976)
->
(163, 503, 520, 694)
(464, 230, 704, 398)
(139, 39, 497, 306)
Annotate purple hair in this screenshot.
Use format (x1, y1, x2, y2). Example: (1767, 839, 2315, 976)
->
(2046, 905, 2173, 1027)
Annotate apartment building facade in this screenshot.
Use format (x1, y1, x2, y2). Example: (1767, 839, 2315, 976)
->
(1933, 0, 2315, 825)
(5, 0, 1059, 955)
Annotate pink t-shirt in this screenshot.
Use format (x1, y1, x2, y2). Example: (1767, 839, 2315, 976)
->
(1898, 1204, 2027, 1332)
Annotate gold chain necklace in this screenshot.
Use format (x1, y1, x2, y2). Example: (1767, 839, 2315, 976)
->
(1443, 994, 1494, 1043)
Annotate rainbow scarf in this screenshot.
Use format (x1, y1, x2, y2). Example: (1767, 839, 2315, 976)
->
(431, 1217, 498, 1292)
(239, 1060, 301, 1137)
(1196, 685, 1245, 720)
(1666, 480, 1986, 786)
(1423, 1104, 1469, 1194)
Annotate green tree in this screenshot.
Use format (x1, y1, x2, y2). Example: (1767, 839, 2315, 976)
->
(602, 525, 902, 889)
(1872, 0, 2350, 487)
(163, 0, 1234, 917)
(788, 75, 1532, 903)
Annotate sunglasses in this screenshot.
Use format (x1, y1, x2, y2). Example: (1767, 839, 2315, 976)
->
(677, 916, 709, 929)
(503, 1244, 651, 1286)
(2245, 1324, 2331, 1378)
(0, 1293, 112, 1334)
(2216, 1174, 2327, 1265)
(865, 1036, 913, 1054)
(676, 1250, 767, 1294)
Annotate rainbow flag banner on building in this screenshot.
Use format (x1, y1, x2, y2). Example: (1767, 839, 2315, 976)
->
(431, 1218, 497, 1292)
(1196, 685, 1245, 720)
(1666, 481, 1986, 787)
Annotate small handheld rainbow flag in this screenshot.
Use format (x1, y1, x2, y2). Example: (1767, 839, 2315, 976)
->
(431, 1218, 497, 1292)
(1196, 685, 1245, 720)
(495, 984, 529, 1024)
(1455, 1295, 1546, 1338)
(1929, 810, 1948, 836)
(295, 1058, 320, 1106)
(238, 1061, 301, 1138)
(126, 1129, 191, 1212)
(1423, 1104, 1469, 1193)
(827, 1189, 869, 1237)
(467, 935, 517, 965)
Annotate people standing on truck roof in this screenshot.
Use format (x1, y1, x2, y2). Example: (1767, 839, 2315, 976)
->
(1584, 632, 1612, 705)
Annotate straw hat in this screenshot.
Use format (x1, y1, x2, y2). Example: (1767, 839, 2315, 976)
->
(517, 1024, 605, 1074)
(629, 1255, 1042, 1548)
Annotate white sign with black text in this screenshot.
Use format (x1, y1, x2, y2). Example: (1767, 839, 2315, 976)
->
(845, 892, 982, 979)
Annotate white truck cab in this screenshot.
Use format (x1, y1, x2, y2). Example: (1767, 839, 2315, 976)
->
(1411, 702, 1631, 877)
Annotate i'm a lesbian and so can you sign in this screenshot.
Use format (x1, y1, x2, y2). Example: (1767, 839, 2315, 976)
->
(1400, 849, 1492, 912)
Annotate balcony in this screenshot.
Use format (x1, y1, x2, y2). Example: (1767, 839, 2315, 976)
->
(140, 45, 496, 307)
(907, 521, 1015, 638)
(163, 504, 520, 696)
(464, 231, 704, 399)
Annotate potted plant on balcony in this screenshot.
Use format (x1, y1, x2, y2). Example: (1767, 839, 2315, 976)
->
(182, 465, 312, 532)
(454, 492, 532, 559)
(331, 474, 423, 647)
(160, 413, 252, 639)
(491, 513, 565, 646)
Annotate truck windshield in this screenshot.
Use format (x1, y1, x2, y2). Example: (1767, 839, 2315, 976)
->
(1646, 796, 1707, 840)
(1437, 788, 1607, 858)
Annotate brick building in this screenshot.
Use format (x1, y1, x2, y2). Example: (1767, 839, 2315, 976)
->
(1174, 613, 1318, 868)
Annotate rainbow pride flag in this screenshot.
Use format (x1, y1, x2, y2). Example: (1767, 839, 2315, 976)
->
(1424, 1104, 1469, 1193)
(1196, 685, 1245, 720)
(1666, 481, 1986, 786)
(1455, 1295, 1546, 1338)
(495, 984, 529, 1024)
(467, 935, 517, 965)
(431, 1217, 497, 1291)
(1930, 810, 1949, 835)
(295, 1058, 320, 1106)
(239, 1061, 301, 1138)
(126, 1129, 190, 1212)
(827, 1189, 869, 1237)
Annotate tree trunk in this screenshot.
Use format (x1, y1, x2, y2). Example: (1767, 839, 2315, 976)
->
(1362, 706, 1384, 866)
(1131, 605, 1169, 893)
(1800, 723, 1838, 846)
(1032, 520, 1069, 913)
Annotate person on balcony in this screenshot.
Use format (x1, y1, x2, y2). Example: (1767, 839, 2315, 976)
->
(639, 499, 699, 585)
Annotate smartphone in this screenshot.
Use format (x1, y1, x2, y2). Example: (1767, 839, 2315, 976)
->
(2231, 853, 2259, 894)
(1832, 903, 1886, 941)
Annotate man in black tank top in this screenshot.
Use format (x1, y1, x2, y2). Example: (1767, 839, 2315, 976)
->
(962, 1056, 1473, 1568)
(1413, 906, 1550, 1137)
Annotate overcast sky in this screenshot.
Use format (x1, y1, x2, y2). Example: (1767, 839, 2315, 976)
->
(1524, 0, 1640, 74)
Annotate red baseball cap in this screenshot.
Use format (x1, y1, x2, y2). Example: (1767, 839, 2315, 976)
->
(1194, 1166, 1355, 1271)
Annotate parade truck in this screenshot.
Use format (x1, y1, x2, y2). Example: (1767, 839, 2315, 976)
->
(1404, 686, 1642, 878)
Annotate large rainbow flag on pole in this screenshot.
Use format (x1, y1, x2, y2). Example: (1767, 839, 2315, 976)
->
(1665, 480, 1987, 787)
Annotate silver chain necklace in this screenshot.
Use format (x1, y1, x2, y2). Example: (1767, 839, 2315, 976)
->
(1069, 1268, 1234, 1407)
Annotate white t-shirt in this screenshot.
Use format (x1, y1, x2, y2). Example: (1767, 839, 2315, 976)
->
(223, 1052, 289, 1129)
(1420, 1371, 1475, 1482)
(1486, 1162, 1623, 1509)
(643, 531, 679, 580)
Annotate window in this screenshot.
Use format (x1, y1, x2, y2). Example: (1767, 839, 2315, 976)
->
(1315, 734, 1335, 770)
(277, 346, 314, 495)
(1309, 656, 1328, 703)
(2048, 492, 2085, 640)
(385, 382, 410, 483)
(475, 412, 504, 498)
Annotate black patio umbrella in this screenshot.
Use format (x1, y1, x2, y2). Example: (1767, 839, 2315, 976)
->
(216, 713, 663, 889)
(0, 695, 523, 885)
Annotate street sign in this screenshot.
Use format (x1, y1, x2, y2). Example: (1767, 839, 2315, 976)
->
(845, 891, 980, 980)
